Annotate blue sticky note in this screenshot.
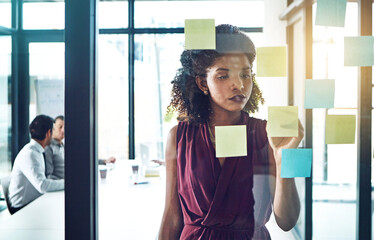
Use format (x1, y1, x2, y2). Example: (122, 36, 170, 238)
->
(281, 149, 312, 178)
(315, 0, 347, 27)
(344, 36, 374, 66)
(304, 79, 335, 109)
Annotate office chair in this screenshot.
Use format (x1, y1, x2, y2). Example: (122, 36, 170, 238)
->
(0, 176, 11, 214)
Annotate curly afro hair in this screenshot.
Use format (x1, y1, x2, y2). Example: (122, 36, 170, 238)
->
(167, 24, 264, 124)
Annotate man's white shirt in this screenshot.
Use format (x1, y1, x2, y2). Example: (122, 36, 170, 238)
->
(8, 139, 64, 208)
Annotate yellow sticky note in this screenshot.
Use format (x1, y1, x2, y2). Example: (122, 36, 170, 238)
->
(267, 106, 298, 137)
(185, 19, 216, 50)
(215, 125, 247, 158)
(326, 115, 356, 144)
(256, 46, 287, 77)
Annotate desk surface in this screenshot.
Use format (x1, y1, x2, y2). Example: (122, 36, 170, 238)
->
(0, 160, 166, 240)
(0, 191, 64, 240)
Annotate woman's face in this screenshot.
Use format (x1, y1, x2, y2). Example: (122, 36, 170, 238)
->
(204, 54, 253, 114)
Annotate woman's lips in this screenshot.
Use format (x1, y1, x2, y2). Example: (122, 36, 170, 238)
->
(229, 94, 246, 102)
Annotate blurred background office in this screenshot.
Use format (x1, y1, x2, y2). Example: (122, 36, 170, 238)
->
(0, 0, 373, 239)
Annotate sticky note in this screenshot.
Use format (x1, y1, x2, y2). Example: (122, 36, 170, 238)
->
(256, 46, 287, 77)
(281, 149, 312, 178)
(344, 36, 374, 66)
(315, 0, 347, 27)
(304, 79, 335, 109)
(325, 115, 356, 144)
(215, 125, 247, 158)
(267, 106, 298, 137)
(184, 19, 216, 50)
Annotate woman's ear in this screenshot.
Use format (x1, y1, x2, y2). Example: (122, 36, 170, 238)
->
(195, 76, 208, 92)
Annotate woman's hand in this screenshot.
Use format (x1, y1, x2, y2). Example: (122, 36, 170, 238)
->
(267, 119, 305, 166)
(267, 119, 304, 231)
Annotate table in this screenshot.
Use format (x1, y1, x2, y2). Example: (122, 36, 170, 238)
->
(98, 160, 165, 240)
(0, 191, 64, 240)
(0, 160, 166, 240)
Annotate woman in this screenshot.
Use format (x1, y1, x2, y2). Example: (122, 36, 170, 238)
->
(158, 24, 304, 240)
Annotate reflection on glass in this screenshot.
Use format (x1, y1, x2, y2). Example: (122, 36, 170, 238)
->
(29, 42, 65, 121)
(23, 2, 65, 30)
(0, 36, 12, 176)
(0, 0, 11, 28)
(135, 1, 264, 28)
(98, 0, 128, 29)
(97, 34, 129, 160)
(312, 2, 358, 239)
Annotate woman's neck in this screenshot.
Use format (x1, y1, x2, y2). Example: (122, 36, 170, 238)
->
(209, 109, 242, 126)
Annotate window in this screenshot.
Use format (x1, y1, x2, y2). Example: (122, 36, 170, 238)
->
(29, 42, 65, 121)
(0, 36, 11, 176)
(23, 1, 65, 30)
(97, 34, 129, 159)
(98, 0, 128, 29)
(0, 0, 11, 28)
(134, 0, 264, 28)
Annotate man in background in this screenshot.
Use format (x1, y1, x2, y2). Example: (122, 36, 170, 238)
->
(8, 115, 64, 214)
(44, 115, 116, 180)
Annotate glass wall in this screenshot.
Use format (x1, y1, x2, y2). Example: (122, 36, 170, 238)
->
(0, 36, 12, 176)
(23, 0, 65, 30)
(98, 0, 128, 29)
(134, 0, 264, 28)
(312, 3, 358, 239)
(29, 42, 65, 122)
(97, 34, 129, 160)
(134, 34, 183, 163)
(0, 0, 11, 29)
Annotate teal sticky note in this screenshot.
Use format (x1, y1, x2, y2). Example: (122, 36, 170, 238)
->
(185, 19, 216, 50)
(315, 0, 347, 27)
(304, 79, 335, 109)
(281, 149, 312, 178)
(344, 36, 374, 66)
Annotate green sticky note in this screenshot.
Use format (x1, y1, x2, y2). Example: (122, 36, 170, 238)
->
(256, 46, 287, 77)
(304, 79, 335, 109)
(215, 125, 247, 158)
(344, 36, 374, 66)
(315, 0, 347, 27)
(325, 115, 356, 144)
(281, 149, 313, 178)
(184, 19, 216, 50)
(267, 106, 298, 137)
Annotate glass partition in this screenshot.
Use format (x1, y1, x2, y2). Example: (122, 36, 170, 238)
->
(312, 2, 358, 239)
(97, 34, 129, 160)
(98, 0, 128, 29)
(0, 0, 11, 28)
(0, 36, 12, 176)
(29, 42, 65, 121)
(134, 0, 264, 28)
(134, 33, 183, 163)
(23, 1, 65, 30)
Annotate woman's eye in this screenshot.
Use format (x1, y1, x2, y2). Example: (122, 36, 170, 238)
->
(218, 75, 229, 80)
(241, 73, 251, 79)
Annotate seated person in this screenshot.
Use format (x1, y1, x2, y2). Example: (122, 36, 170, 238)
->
(8, 115, 64, 214)
(44, 115, 116, 180)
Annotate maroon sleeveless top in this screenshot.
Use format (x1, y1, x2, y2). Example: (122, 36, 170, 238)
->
(176, 111, 274, 240)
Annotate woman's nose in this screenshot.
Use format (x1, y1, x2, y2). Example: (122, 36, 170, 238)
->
(231, 74, 244, 90)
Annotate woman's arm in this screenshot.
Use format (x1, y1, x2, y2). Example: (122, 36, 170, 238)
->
(268, 120, 304, 231)
(158, 125, 184, 239)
